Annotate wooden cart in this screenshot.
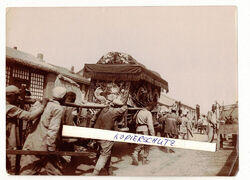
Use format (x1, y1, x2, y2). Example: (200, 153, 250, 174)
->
(217, 103, 238, 150)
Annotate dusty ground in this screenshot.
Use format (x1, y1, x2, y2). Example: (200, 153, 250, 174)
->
(63, 132, 238, 176)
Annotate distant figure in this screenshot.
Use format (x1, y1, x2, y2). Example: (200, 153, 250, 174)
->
(162, 106, 181, 153)
(158, 111, 168, 137)
(197, 117, 204, 134)
(179, 110, 192, 140)
(207, 105, 217, 142)
(202, 115, 208, 134)
(163, 106, 180, 139)
(191, 116, 196, 130)
(131, 103, 155, 165)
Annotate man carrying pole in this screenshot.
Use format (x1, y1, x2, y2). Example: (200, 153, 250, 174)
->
(6, 85, 47, 174)
(20, 87, 67, 175)
(92, 99, 127, 175)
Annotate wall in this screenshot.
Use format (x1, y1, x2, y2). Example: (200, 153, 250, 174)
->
(44, 72, 57, 99)
(80, 83, 90, 101)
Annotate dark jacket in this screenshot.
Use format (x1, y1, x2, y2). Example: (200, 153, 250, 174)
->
(94, 105, 127, 130)
(163, 113, 181, 135)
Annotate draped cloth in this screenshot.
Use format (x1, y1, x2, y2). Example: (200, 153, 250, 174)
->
(83, 64, 168, 91)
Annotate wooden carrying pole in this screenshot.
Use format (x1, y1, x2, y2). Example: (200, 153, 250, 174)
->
(7, 150, 96, 157)
(15, 84, 27, 175)
(63, 102, 143, 111)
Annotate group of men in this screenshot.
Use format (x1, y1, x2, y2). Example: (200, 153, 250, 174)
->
(158, 107, 193, 140)
(131, 105, 193, 165)
(6, 85, 70, 175)
(197, 115, 209, 134)
(6, 84, 129, 175)
(6, 84, 195, 176)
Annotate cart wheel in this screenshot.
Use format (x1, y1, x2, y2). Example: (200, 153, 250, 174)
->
(209, 132, 214, 143)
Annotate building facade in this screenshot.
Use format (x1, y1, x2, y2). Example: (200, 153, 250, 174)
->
(158, 92, 196, 120)
(6, 46, 90, 101)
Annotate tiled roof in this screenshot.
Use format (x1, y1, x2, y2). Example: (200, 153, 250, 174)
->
(158, 93, 176, 106)
(6, 47, 90, 85)
(159, 93, 195, 110)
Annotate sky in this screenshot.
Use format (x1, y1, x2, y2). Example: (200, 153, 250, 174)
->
(6, 7, 238, 114)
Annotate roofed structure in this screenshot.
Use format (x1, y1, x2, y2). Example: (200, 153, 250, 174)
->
(83, 52, 168, 91)
(6, 47, 89, 85)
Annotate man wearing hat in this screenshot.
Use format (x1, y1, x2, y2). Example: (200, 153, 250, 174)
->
(163, 106, 181, 138)
(162, 106, 181, 153)
(157, 109, 169, 137)
(20, 86, 68, 175)
(6, 85, 47, 174)
(92, 98, 127, 175)
(179, 110, 192, 140)
(207, 104, 219, 143)
(131, 102, 155, 166)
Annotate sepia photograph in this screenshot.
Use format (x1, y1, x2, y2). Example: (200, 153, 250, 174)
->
(5, 6, 238, 176)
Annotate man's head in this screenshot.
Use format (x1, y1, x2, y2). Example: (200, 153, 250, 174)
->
(212, 104, 216, 112)
(52, 87, 67, 104)
(65, 91, 76, 103)
(6, 85, 21, 104)
(151, 108, 158, 114)
(171, 106, 177, 113)
(183, 110, 189, 117)
(24, 88, 31, 97)
(146, 102, 154, 111)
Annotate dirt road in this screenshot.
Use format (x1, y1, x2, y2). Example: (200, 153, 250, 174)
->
(65, 133, 238, 176)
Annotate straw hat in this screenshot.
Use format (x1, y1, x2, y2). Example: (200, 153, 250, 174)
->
(6, 85, 20, 96)
(52, 87, 67, 99)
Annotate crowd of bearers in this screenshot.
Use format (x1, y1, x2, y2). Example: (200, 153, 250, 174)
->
(6, 83, 130, 176)
(6, 84, 196, 176)
(6, 85, 48, 175)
